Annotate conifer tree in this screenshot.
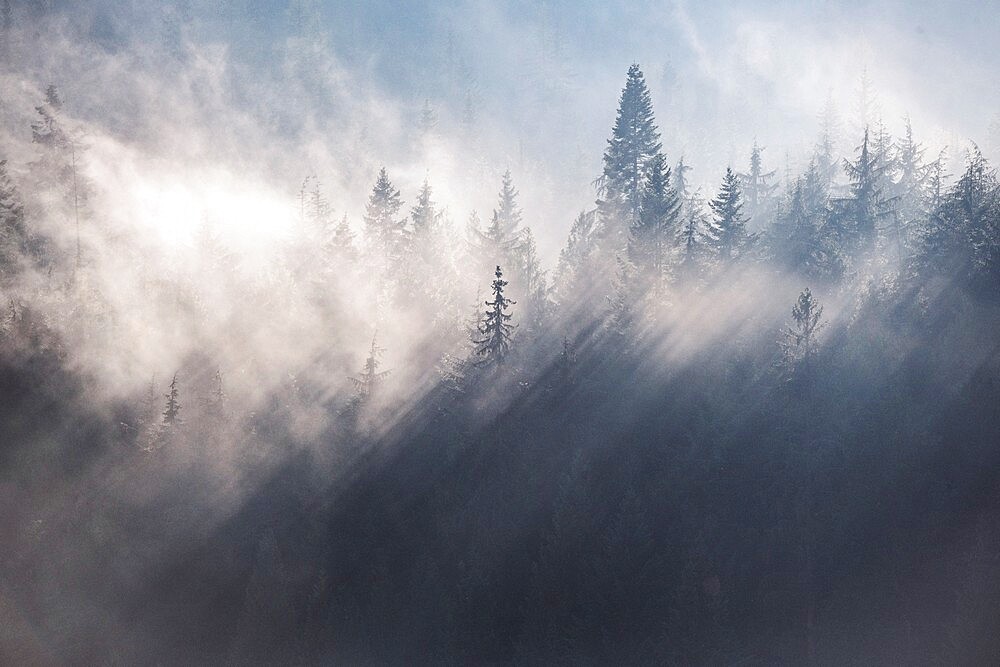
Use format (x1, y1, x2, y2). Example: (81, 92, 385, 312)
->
(162, 373, 181, 425)
(674, 156, 692, 206)
(29, 85, 88, 274)
(351, 333, 390, 398)
(410, 178, 444, 268)
(410, 179, 439, 239)
(553, 210, 597, 310)
(628, 153, 681, 294)
(518, 227, 549, 335)
(677, 207, 703, 283)
(842, 127, 893, 254)
(31, 85, 67, 150)
(739, 141, 778, 225)
(606, 255, 636, 336)
(480, 170, 525, 268)
(705, 167, 753, 264)
(920, 147, 1000, 290)
(556, 336, 576, 388)
(890, 118, 931, 263)
(363, 167, 406, 274)
(602, 64, 662, 215)
(781, 288, 824, 382)
(597, 64, 662, 257)
(474, 266, 516, 365)
(211, 368, 226, 410)
(770, 179, 834, 280)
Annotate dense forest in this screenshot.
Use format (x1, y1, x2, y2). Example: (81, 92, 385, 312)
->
(2, 2, 1000, 665)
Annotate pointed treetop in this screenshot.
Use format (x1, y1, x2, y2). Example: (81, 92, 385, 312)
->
(602, 63, 662, 209)
(474, 265, 516, 365)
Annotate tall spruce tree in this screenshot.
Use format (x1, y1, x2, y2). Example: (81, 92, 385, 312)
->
(363, 167, 407, 274)
(602, 64, 661, 212)
(351, 333, 391, 398)
(628, 153, 681, 294)
(553, 209, 597, 310)
(606, 255, 636, 336)
(781, 288, 824, 383)
(841, 127, 893, 254)
(597, 64, 662, 256)
(480, 170, 525, 268)
(739, 141, 778, 226)
(674, 155, 693, 220)
(890, 118, 931, 263)
(770, 179, 832, 280)
(920, 147, 1000, 291)
(162, 373, 181, 425)
(678, 207, 703, 283)
(705, 167, 753, 264)
(474, 265, 516, 365)
(410, 178, 443, 265)
(31, 85, 67, 150)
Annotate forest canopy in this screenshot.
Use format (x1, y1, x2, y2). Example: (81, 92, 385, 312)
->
(2, 2, 1000, 664)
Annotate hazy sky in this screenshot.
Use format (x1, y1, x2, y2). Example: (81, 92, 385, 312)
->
(6, 0, 1000, 263)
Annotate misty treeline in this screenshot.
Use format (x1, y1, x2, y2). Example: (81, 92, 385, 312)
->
(3, 35, 1000, 667)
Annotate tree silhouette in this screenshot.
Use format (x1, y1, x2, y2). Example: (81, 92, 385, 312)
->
(474, 266, 516, 365)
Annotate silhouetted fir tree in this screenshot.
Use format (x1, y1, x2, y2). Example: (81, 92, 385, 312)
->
(362, 167, 406, 275)
(162, 373, 181, 424)
(597, 64, 662, 256)
(704, 167, 753, 265)
(922, 151, 949, 222)
(841, 127, 893, 254)
(555, 336, 576, 388)
(479, 170, 525, 269)
(770, 178, 837, 280)
(780, 288, 824, 382)
(29, 85, 88, 274)
(517, 227, 549, 335)
(739, 140, 778, 226)
(606, 255, 636, 336)
(410, 178, 443, 267)
(474, 266, 515, 365)
(628, 153, 681, 295)
(674, 156, 692, 207)
(31, 85, 67, 149)
(602, 64, 661, 215)
(800, 158, 830, 219)
(919, 147, 1000, 292)
(210, 368, 226, 411)
(890, 118, 931, 263)
(299, 175, 321, 227)
(350, 333, 390, 398)
(553, 209, 597, 310)
(677, 206, 704, 283)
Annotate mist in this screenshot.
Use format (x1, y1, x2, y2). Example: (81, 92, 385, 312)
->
(2, 1, 1000, 664)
